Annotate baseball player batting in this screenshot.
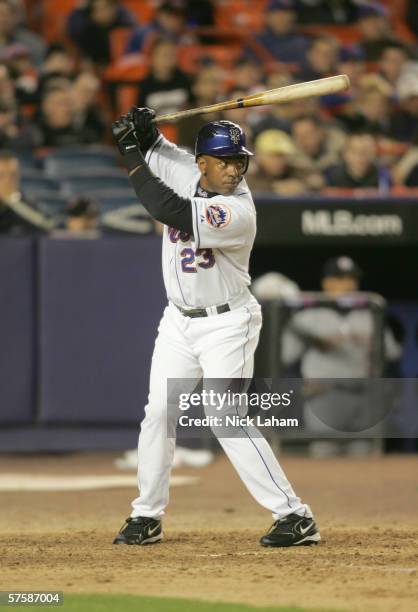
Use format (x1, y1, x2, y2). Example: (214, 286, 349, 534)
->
(111, 108, 321, 548)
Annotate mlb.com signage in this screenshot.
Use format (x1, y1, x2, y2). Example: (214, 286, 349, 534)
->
(255, 198, 418, 245)
(302, 209, 403, 236)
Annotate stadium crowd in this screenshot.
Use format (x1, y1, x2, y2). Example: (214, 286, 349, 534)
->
(1, 0, 418, 233)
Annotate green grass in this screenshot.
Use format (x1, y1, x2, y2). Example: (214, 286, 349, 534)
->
(9, 593, 339, 612)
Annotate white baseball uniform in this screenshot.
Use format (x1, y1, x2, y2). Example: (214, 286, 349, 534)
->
(130, 135, 312, 521)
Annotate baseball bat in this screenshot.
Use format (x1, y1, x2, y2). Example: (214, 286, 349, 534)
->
(154, 74, 350, 124)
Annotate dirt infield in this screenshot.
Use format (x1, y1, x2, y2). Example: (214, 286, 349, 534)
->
(1, 452, 417, 612)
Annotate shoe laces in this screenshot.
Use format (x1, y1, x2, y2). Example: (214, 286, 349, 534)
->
(119, 516, 152, 534)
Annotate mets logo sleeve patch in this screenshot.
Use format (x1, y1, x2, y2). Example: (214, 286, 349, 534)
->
(206, 204, 231, 228)
(191, 196, 254, 250)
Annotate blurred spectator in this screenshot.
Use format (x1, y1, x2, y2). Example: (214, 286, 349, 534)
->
(320, 46, 366, 114)
(29, 85, 94, 148)
(337, 46, 366, 90)
(252, 73, 319, 137)
(0, 150, 53, 234)
(0, 99, 31, 150)
(296, 0, 357, 24)
(126, 1, 188, 55)
(0, 62, 16, 106)
(356, 3, 401, 61)
(282, 255, 401, 457)
(336, 80, 392, 135)
(389, 65, 418, 143)
(67, 0, 136, 68)
(1, 43, 37, 105)
(378, 42, 410, 87)
(295, 35, 339, 82)
(33, 43, 77, 105)
(136, 38, 192, 116)
(324, 133, 391, 190)
(222, 88, 254, 147)
(72, 72, 106, 143)
(178, 64, 223, 150)
(65, 197, 99, 234)
(252, 0, 309, 64)
(41, 43, 76, 79)
(0, 0, 45, 66)
(291, 114, 345, 173)
(233, 57, 265, 93)
(246, 129, 321, 195)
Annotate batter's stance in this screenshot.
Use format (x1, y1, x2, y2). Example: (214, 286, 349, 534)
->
(112, 108, 320, 547)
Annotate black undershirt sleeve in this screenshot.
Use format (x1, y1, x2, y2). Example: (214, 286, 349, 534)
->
(123, 149, 193, 234)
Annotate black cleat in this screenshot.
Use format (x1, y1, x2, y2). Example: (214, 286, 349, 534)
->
(113, 516, 163, 545)
(260, 513, 321, 547)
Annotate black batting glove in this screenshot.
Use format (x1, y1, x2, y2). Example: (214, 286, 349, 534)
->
(128, 107, 160, 153)
(112, 114, 144, 172)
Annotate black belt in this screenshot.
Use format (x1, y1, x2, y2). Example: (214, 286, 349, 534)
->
(175, 303, 230, 318)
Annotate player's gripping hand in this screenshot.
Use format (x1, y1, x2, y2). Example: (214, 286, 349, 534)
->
(112, 115, 141, 157)
(128, 107, 160, 153)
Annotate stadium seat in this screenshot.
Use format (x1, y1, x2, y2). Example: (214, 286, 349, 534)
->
(109, 27, 135, 62)
(123, 0, 155, 24)
(97, 195, 140, 211)
(21, 176, 61, 197)
(43, 148, 119, 177)
(45, 163, 124, 180)
(104, 53, 148, 83)
(61, 176, 130, 197)
(215, 1, 267, 32)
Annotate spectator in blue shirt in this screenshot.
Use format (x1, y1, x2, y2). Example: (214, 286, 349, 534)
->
(252, 0, 309, 65)
(125, 2, 187, 55)
(325, 133, 391, 191)
(67, 0, 136, 67)
(295, 35, 339, 82)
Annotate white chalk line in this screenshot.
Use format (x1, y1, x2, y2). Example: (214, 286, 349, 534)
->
(0, 473, 199, 492)
(195, 552, 417, 573)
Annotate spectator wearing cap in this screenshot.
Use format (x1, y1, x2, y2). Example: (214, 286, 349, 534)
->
(320, 46, 365, 114)
(388, 64, 418, 143)
(136, 37, 192, 117)
(295, 35, 339, 82)
(356, 2, 401, 61)
(281, 255, 401, 457)
(67, 0, 136, 67)
(291, 114, 346, 174)
(247, 129, 322, 195)
(324, 133, 391, 191)
(0, 0, 45, 66)
(251, 0, 309, 65)
(125, 2, 188, 55)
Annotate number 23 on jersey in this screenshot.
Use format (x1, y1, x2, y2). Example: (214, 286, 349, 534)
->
(168, 227, 215, 274)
